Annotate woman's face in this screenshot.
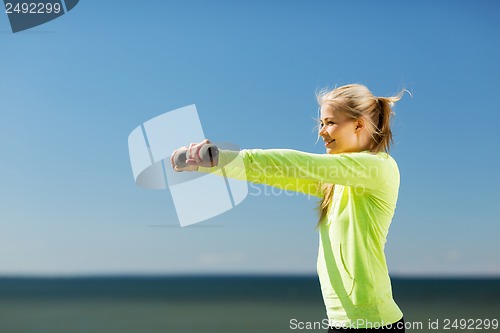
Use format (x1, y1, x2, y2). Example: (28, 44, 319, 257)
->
(319, 104, 364, 154)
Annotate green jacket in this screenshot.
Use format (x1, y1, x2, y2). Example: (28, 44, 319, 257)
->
(199, 148, 403, 327)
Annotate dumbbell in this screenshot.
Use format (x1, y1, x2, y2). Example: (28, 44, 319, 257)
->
(172, 144, 219, 168)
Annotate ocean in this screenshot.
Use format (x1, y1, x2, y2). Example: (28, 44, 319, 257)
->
(0, 276, 498, 333)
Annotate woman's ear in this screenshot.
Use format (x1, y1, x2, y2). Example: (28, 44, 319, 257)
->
(354, 117, 365, 134)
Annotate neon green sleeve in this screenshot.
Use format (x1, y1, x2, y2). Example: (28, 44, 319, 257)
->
(197, 149, 322, 197)
(198, 148, 396, 197)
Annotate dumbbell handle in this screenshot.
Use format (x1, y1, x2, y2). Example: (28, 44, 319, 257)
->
(172, 144, 219, 168)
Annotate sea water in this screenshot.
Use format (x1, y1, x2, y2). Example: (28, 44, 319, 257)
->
(0, 276, 498, 333)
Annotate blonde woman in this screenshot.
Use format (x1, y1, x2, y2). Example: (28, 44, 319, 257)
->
(171, 84, 407, 332)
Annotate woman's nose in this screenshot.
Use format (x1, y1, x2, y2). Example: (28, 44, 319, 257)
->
(319, 125, 326, 136)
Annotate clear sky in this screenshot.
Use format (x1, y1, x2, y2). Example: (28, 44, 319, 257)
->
(0, 0, 499, 277)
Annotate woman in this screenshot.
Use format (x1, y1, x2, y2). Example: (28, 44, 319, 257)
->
(171, 84, 407, 332)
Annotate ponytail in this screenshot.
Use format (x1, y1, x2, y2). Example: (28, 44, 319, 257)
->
(372, 90, 409, 153)
(371, 93, 405, 154)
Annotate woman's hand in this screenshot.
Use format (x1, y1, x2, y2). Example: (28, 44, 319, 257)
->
(170, 139, 213, 172)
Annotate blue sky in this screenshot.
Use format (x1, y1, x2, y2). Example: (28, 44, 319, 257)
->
(0, 0, 499, 276)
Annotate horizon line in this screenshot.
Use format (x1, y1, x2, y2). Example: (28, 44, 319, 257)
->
(0, 272, 498, 280)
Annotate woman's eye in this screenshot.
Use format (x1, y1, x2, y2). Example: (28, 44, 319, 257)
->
(319, 121, 335, 128)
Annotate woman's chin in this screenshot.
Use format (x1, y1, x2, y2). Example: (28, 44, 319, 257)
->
(326, 147, 337, 154)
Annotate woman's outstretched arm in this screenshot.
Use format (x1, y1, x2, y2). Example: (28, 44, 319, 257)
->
(197, 149, 323, 198)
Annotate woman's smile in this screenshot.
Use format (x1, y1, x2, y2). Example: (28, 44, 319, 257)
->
(324, 139, 335, 147)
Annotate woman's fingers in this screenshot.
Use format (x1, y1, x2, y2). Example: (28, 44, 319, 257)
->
(186, 140, 208, 163)
(171, 139, 212, 171)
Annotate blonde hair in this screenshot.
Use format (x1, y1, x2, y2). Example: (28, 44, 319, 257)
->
(315, 84, 407, 227)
